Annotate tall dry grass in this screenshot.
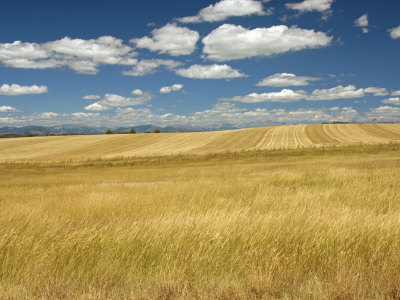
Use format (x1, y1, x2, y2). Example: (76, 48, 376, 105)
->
(0, 144, 400, 299)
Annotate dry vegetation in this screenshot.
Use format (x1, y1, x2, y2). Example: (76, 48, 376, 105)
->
(1, 123, 400, 161)
(1, 125, 400, 299)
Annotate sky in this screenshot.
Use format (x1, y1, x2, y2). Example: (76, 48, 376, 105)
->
(1, 0, 400, 129)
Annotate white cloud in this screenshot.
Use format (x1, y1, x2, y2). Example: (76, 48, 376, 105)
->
(0, 36, 137, 74)
(285, 0, 334, 13)
(178, 0, 266, 23)
(381, 97, 400, 105)
(202, 24, 332, 61)
(84, 92, 153, 111)
(131, 89, 143, 95)
(160, 84, 184, 94)
(389, 25, 400, 39)
(82, 95, 101, 100)
(84, 103, 108, 111)
(0, 84, 48, 96)
(131, 24, 200, 56)
(0, 41, 47, 61)
(0, 112, 102, 127)
(223, 85, 387, 103)
(307, 85, 364, 101)
(114, 104, 359, 128)
(44, 36, 136, 65)
(256, 73, 321, 87)
(392, 90, 400, 96)
(122, 59, 181, 76)
(221, 89, 307, 103)
(354, 14, 369, 34)
(175, 64, 247, 79)
(0, 105, 18, 112)
(367, 106, 400, 122)
(0, 103, 378, 129)
(364, 87, 388, 96)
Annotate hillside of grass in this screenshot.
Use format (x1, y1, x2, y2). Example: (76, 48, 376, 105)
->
(0, 123, 400, 161)
(1, 144, 400, 299)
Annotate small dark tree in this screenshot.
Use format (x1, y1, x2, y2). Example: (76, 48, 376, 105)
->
(154, 129, 161, 133)
(130, 128, 137, 134)
(27, 132, 34, 137)
(106, 129, 114, 134)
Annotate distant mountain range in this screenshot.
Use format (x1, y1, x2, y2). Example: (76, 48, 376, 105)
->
(0, 124, 215, 137)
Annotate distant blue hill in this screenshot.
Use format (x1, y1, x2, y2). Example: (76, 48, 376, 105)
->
(0, 124, 210, 137)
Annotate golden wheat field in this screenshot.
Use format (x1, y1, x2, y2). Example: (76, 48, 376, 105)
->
(1, 124, 400, 299)
(1, 123, 400, 161)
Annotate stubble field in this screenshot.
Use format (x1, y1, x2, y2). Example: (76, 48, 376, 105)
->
(1, 124, 400, 299)
(1, 123, 400, 161)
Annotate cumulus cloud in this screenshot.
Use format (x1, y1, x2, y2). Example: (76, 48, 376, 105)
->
(307, 85, 386, 100)
(131, 89, 143, 95)
(0, 36, 137, 74)
(178, 0, 266, 23)
(392, 90, 400, 96)
(0, 105, 18, 112)
(222, 85, 387, 103)
(0, 112, 101, 127)
(175, 64, 246, 79)
(131, 24, 200, 56)
(285, 0, 334, 13)
(202, 24, 332, 61)
(0, 103, 385, 129)
(256, 73, 321, 87)
(160, 84, 184, 94)
(122, 59, 181, 76)
(82, 95, 101, 100)
(367, 106, 400, 122)
(363, 87, 388, 96)
(307, 85, 364, 101)
(114, 103, 359, 129)
(221, 89, 307, 103)
(381, 97, 400, 105)
(354, 14, 369, 34)
(84, 92, 153, 111)
(388, 25, 400, 39)
(0, 84, 48, 96)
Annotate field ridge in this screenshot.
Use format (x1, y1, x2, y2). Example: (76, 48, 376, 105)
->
(1, 123, 400, 161)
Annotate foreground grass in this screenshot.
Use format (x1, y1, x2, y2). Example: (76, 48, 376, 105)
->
(1, 144, 400, 299)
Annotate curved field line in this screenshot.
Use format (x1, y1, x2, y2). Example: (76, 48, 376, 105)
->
(322, 124, 347, 145)
(187, 131, 242, 153)
(324, 124, 348, 144)
(34, 134, 167, 160)
(282, 125, 291, 148)
(363, 124, 400, 140)
(253, 127, 274, 150)
(331, 124, 363, 144)
(378, 123, 400, 135)
(293, 125, 302, 147)
(299, 125, 314, 147)
(261, 126, 280, 149)
(293, 125, 312, 148)
(268, 126, 287, 149)
(351, 124, 390, 143)
(305, 125, 340, 145)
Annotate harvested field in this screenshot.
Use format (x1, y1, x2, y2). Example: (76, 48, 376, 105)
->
(1, 123, 400, 161)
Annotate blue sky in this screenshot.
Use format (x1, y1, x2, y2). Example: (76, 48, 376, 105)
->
(1, 0, 400, 129)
